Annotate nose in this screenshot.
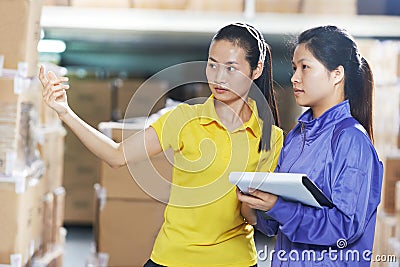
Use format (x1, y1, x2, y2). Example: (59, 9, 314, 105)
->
(215, 65, 227, 84)
(291, 69, 300, 85)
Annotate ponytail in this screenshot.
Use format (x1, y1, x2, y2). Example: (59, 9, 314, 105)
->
(346, 57, 374, 142)
(254, 43, 280, 152)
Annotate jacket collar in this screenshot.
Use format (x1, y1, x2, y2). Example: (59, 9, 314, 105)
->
(199, 95, 261, 138)
(298, 100, 352, 137)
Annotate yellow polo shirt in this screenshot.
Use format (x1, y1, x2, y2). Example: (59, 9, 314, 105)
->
(150, 96, 283, 267)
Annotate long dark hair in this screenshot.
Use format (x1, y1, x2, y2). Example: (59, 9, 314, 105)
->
(212, 23, 280, 151)
(295, 25, 374, 141)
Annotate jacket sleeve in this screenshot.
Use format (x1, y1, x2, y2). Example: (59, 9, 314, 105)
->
(255, 211, 279, 236)
(260, 128, 383, 246)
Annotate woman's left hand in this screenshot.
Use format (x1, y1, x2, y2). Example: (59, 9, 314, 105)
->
(236, 188, 278, 212)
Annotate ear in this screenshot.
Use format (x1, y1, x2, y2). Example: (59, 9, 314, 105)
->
(251, 61, 264, 80)
(332, 65, 345, 85)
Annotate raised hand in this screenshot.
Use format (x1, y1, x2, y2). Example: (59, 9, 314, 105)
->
(39, 65, 70, 116)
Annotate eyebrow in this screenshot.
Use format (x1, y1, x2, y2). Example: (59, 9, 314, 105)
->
(292, 58, 310, 65)
(209, 57, 239, 65)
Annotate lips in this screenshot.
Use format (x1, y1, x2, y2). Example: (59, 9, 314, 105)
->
(293, 87, 304, 96)
(214, 86, 229, 94)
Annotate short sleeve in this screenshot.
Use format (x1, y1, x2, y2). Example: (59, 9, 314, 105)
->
(150, 103, 192, 151)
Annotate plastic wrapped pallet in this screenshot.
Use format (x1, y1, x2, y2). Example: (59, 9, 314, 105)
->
(0, 0, 43, 77)
(0, 165, 45, 266)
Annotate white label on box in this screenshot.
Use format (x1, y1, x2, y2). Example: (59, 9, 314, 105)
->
(14, 175, 26, 194)
(14, 75, 31, 95)
(10, 254, 21, 267)
(17, 62, 29, 78)
(98, 253, 109, 267)
(5, 151, 16, 176)
(0, 55, 4, 77)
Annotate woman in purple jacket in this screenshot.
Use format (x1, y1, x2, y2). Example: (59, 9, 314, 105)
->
(237, 25, 383, 266)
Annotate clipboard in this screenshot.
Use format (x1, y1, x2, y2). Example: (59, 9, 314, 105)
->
(229, 172, 334, 208)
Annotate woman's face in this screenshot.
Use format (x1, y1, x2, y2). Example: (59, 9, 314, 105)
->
(291, 43, 341, 117)
(206, 39, 255, 103)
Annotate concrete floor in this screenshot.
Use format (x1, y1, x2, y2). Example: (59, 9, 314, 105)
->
(63, 226, 93, 267)
(63, 226, 274, 267)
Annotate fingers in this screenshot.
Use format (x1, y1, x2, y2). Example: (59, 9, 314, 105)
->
(236, 188, 260, 208)
(237, 187, 277, 211)
(39, 66, 69, 89)
(38, 65, 47, 86)
(47, 70, 58, 81)
(43, 81, 69, 107)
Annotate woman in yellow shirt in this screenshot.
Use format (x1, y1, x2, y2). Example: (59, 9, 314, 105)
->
(39, 22, 283, 267)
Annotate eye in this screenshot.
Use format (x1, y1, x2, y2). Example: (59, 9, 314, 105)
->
(292, 65, 297, 72)
(227, 66, 236, 72)
(208, 62, 217, 69)
(302, 64, 309, 70)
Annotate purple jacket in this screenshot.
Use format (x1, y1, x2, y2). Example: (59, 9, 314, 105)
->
(256, 100, 383, 266)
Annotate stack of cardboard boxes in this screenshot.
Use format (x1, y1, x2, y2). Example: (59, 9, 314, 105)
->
(63, 77, 168, 224)
(0, 1, 67, 265)
(357, 38, 400, 266)
(45, 0, 360, 14)
(93, 121, 173, 266)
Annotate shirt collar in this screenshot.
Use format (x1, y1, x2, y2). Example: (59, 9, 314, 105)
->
(199, 95, 262, 138)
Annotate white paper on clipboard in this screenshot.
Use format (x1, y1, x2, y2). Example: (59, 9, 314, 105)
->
(229, 172, 334, 208)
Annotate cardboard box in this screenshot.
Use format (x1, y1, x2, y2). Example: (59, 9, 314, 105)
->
(255, 0, 301, 13)
(64, 183, 95, 224)
(301, 0, 356, 15)
(52, 187, 66, 244)
(98, 198, 166, 267)
(0, 77, 43, 175)
(63, 132, 100, 188)
(70, 0, 130, 8)
(67, 78, 112, 124)
(63, 78, 169, 223)
(33, 227, 67, 267)
(131, 0, 187, 9)
(357, 39, 400, 86)
(382, 156, 400, 214)
(42, 192, 54, 254)
(0, 78, 19, 175)
(99, 122, 173, 201)
(38, 126, 66, 193)
(186, 0, 244, 12)
(396, 181, 400, 240)
(373, 211, 396, 257)
(0, 0, 43, 77)
(0, 177, 43, 265)
(62, 78, 111, 224)
(372, 85, 400, 150)
(43, 0, 69, 6)
(116, 79, 168, 120)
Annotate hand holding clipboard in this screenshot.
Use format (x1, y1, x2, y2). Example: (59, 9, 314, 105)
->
(229, 172, 334, 208)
